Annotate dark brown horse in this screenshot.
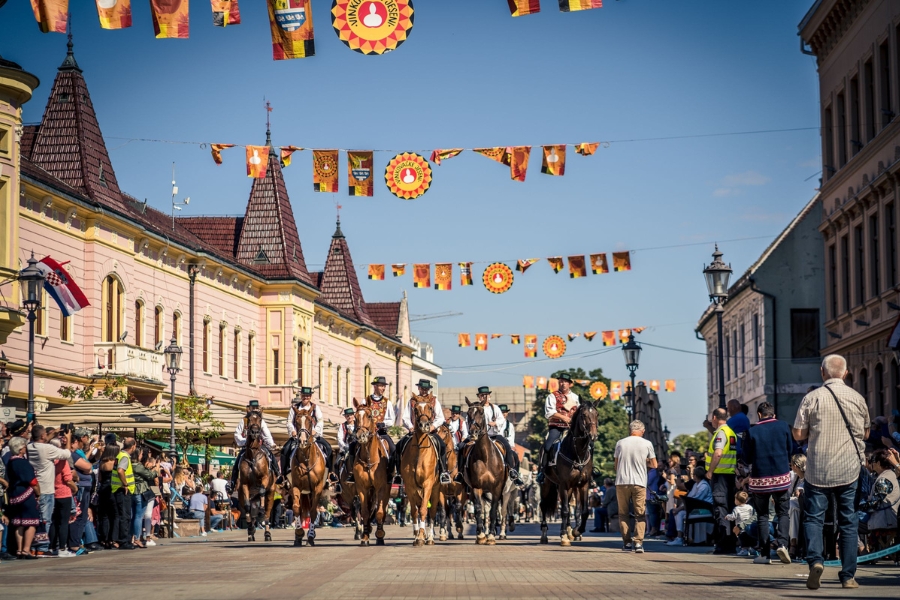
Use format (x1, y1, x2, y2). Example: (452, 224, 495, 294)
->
(539, 402, 598, 546)
(399, 397, 441, 547)
(435, 419, 465, 541)
(238, 410, 276, 542)
(462, 399, 507, 545)
(290, 411, 326, 547)
(351, 399, 391, 546)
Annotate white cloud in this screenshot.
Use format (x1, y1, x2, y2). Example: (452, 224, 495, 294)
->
(712, 171, 770, 197)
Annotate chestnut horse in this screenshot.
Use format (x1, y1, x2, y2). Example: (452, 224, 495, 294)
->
(290, 411, 326, 547)
(539, 402, 598, 546)
(399, 397, 441, 547)
(351, 399, 391, 546)
(435, 422, 466, 541)
(462, 399, 507, 545)
(238, 410, 276, 542)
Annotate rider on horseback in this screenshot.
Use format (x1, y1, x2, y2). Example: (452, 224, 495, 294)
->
(396, 379, 452, 485)
(537, 374, 580, 484)
(283, 387, 336, 485)
(335, 407, 356, 480)
(345, 376, 397, 483)
(447, 405, 469, 451)
(467, 387, 525, 487)
(228, 400, 279, 493)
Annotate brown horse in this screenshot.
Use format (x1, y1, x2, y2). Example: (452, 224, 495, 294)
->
(238, 410, 276, 542)
(539, 402, 598, 546)
(351, 399, 391, 546)
(435, 422, 466, 541)
(399, 397, 441, 547)
(462, 399, 507, 545)
(290, 410, 327, 547)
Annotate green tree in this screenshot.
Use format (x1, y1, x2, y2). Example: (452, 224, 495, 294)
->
(157, 394, 224, 466)
(671, 430, 711, 454)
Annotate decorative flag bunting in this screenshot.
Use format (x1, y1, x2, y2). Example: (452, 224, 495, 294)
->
(510, 335, 520, 345)
(150, 0, 189, 38)
(280, 145, 302, 167)
(508, 0, 540, 16)
(549, 378, 560, 392)
(246, 146, 269, 178)
(96, 0, 132, 29)
(559, 0, 602, 12)
(475, 334, 488, 352)
(590, 253, 609, 275)
(619, 329, 631, 343)
(574, 379, 590, 386)
(268, 0, 315, 60)
(547, 257, 564, 273)
(31, 0, 69, 33)
(589, 381, 608, 400)
(385, 153, 433, 200)
(211, 0, 240, 26)
(368, 264, 385, 280)
(491, 333, 503, 339)
(37, 257, 90, 317)
(536, 376, 548, 390)
(458, 333, 471, 348)
(413, 263, 431, 288)
(541, 145, 566, 176)
(665, 380, 676, 392)
(613, 251, 632, 272)
(430, 149, 463, 165)
(459, 262, 473, 286)
(210, 143, 234, 165)
(543, 335, 566, 359)
(634, 326, 647, 333)
(509, 146, 531, 182)
(482, 263, 514, 294)
(392, 263, 406, 277)
(649, 380, 660, 392)
(331, 0, 415, 55)
(313, 150, 339, 192)
(523, 375, 534, 388)
(474, 147, 510, 165)
(567, 333, 579, 342)
(583, 331, 597, 341)
(434, 263, 452, 290)
(516, 258, 540, 273)
(568, 255, 587, 278)
(575, 142, 599, 156)
(602, 331, 616, 346)
(348, 151, 374, 196)
(610, 382, 621, 401)
(525, 335, 537, 358)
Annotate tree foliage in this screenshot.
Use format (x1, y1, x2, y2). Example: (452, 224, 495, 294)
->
(157, 393, 224, 465)
(671, 430, 711, 454)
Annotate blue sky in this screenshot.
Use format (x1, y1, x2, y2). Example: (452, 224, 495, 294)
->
(1, 0, 822, 436)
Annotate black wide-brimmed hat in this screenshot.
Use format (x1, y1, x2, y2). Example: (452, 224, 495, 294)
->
(417, 379, 433, 389)
(477, 386, 491, 395)
(8, 419, 27, 436)
(343, 408, 355, 416)
(371, 376, 387, 385)
(300, 386, 313, 395)
(557, 374, 574, 383)
(248, 400, 260, 408)
(451, 405, 462, 414)
(499, 404, 509, 412)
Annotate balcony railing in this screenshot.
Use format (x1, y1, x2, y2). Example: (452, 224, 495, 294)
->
(94, 342, 169, 381)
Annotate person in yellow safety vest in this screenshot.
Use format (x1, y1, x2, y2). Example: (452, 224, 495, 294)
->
(111, 437, 137, 550)
(704, 408, 738, 554)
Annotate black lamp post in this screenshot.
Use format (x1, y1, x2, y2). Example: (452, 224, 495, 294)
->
(19, 252, 45, 419)
(163, 337, 182, 459)
(663, 425, 671, 441)
(622, 334, 642, 417)
(703, 245, 733, 409)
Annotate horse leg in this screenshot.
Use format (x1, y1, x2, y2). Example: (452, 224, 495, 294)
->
(374, 491, 387, 546)
(358, 487, 370, 547)
(558, 486, 571, 547)
(263, 485, 275, 542)
(575, 485, 589, 541)
(436, 497, 448, 542)
(410, 490, 425, 548)
(307, 517, 316, 546)
(292, 487, 303, 547)
(509, 492, 518, 533)
(487, 495, 499, 545)
(539, 482, 555, 545)
(473, 489, 487, 545)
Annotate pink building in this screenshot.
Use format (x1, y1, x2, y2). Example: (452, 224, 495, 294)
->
(0, 42, 418, 432)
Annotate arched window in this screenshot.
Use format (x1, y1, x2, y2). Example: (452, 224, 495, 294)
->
(101, 275, 124, 367)
(345, 369, 351, 407)
(172, 312, 181, 346)
(297, 341, 304, 386)
(134, 300, 144, 347)
(202, 318, 211, 373)
(233, 330, 241, 380)
(875, 363, 885, 413)
(318, 357, 324, 402)
(154, 305, 164, 348)
(859, 368, 868, 400)
(336, 366, 342, 406)
(218, 323, 226, 377)
(328, 362, 333, 405)
(364, 364, 372, 394)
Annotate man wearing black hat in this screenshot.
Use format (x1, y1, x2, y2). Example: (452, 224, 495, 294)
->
(285, 387, 335, 484)
(473, 387, 524, 487)
(229, 400, 279, 493)
(397, 379, 451, 484)
(448, 405, 468, 450)
(499, 404, 517, 452)
(539, 374, 580, 483)
(346, 376, 397, 482)
(335, 408, 356, 482)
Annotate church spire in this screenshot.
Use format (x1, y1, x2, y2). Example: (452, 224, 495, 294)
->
(333, 205, 344, 238)
(59, 30, 81, 72)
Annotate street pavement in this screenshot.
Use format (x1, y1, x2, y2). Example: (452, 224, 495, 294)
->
(1, 522, 897, 599)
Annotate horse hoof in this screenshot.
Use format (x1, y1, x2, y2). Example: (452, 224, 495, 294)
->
(487, 538, 497, 546)
(439, 535, 447, 541)
(354, 532, 360, 540)
(293, 538, 303, 547)
(426, 539, 435, 546)
(476, 536, 487, 545)
(307, 539, 315, 546)
(498, 534, 506, 540)
(376, 537, 385, 546)
(573, 535, 582, 542)
(264, 532, 272, 542)
(540, 537, 549, 544)
(457, 535, 464, 540)
(413, 539, 424, 548)
(360, 540, 368, 547)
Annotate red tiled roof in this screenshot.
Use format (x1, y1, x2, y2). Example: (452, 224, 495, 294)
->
(178, 216, 243, 257)
(21, 124, 38, 159)
(311, 271, 324, 289)
(366, 302, 401, 338)
(319, 219, 374, 327)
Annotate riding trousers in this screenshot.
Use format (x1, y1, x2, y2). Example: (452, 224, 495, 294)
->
(231, 445, 279, 489)
(282, 436, 334, 474)
(490, 435, 519, 471)
(396, 432, 448, 473)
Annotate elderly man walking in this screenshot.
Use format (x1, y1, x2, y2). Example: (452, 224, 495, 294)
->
(793, 354, 868, 590)
(614, 420, 657, 553)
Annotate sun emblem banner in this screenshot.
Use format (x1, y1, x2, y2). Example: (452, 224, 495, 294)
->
(543, 335, 566, 359)
(413, 263, 430, 288)
(385, 153, 432, 199)
(559, 0, 602, 12)
(590, 381, 608, 400)
(331, 0, 414, 55)
(150, 0, 189, 38)
(96, 0, 131, 29)
(348, 151, 374, 196)
(590, 253, 609, 274)
(268, 0, 315, 59)
(525, 335, 538, 358)
(313, 150, 339, 192)
(211, 0, 240, 26)
(32, 0, 69, 33)
(434, 263, 452, 290)
(482, 263, 514, 294)
(541, 145, 566, 176)
(246, 146, 270, 178)
(459, 262, 473, 286)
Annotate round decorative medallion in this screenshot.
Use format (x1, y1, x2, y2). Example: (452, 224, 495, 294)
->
(542, 335, 566, 359)
(589, 381, 609, 400)
(482, 262, 514, 294)
(331, 0, 414, 55)
(384, 152, 432, 199)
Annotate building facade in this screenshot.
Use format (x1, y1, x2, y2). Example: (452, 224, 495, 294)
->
(409, 334, 442, 394)
(0, 44, 434, 431)
(801, 0, 900, 417)
(697, 196, 826, 423)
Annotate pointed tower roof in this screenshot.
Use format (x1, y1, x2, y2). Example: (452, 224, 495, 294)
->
(29, 36, 127, 212)
(319, 217, 374, 327)
(234, 130, 312, 284)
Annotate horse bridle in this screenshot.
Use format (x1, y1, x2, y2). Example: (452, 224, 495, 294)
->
(353, 406, 383, 471)
(557, 404, 597, 468)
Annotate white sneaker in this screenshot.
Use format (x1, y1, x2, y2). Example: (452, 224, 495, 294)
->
(173, 523, 179, 529)
(666, 538, 685, 546)
(776, 546, 791, 564)
(201, 531, 207, 537)
(736, 548, 749, 557)
(145, 539, 157, 547)
(57, 550, 76, 558)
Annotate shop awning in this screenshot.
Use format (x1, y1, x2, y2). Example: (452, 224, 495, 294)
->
(145, 440, 235, 467)
(37, 397, 198, 431)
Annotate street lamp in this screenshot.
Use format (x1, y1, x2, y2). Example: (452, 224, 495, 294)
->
(663, 425, 671, 441)
(19, 252, 45, 418)
(622, 334, 641, 417)
(163, 337, 182, 458)
(703, 245, 733, 409)
(0, 361, 12, 403)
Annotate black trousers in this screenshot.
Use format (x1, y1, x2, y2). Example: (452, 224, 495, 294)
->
(50, 496, 72, 551)
(112, 489, 133, 545)
(712, 473, 736, 551)
(490, 435, 518, 471)
(97, 484, 114, 544)
(753, 489, 791, 550)
(348, 434, 396, 462)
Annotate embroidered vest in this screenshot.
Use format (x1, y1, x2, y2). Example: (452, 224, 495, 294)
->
(549, 391, 573, 429)
(367, 395, 387, 421)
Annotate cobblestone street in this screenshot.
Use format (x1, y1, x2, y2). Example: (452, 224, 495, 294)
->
(1, 522, 897, 599)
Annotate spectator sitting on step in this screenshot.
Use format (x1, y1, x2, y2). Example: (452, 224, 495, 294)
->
(726, 491, 758, 556)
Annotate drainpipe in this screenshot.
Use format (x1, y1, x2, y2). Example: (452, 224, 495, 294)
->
(395, 348, 401, 405)
(188, 265, 199, 395)
(749, 278, 778, 414)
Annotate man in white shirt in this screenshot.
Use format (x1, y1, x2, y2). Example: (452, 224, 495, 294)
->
(538, 374, 580, 483)
(209, 471, 228, 501)
(229, 400, 278, 492)
(468, 388, 524, 486)
(396, 379, 451, 484)
(613, 420, 657, 553)
(337, 408, 356, 454)
(287, 387, 334, 483)
(447, 405, 468, 450)
(349, 377, 397, 482)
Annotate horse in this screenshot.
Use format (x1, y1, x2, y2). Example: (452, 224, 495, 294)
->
(237, 410, 276, 542)
(435, 422, 465, 541)
(350, 399, 391, 546)
(462, 399, 508, 545)
(524, 470, 541, 522)
(399, 397, 442, 547)
(289, 410, 327, 547)
(497, 476, 520, 540)
(539, 402, 598, 546)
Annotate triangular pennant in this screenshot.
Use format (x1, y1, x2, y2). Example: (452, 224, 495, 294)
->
(516, 258, 540, 273)
(547, 257, 563, 273)
(430, 149, 463, 165)
(583, 331, 597, 341)
(575, 142, 599, 156)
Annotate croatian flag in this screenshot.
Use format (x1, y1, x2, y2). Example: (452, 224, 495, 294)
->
(36, 256, 90, 317)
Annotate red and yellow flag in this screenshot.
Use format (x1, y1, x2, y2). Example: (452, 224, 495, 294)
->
(559, 0, 602, 12)
(430, 149, 463, 165)
(280, 145, 303, 167)
(549, 378, 559, 393)
(210, 143, 234, 165)
(613, 251, 632, 272)
(575, 142, 599, 156)
(458, 333, 471, 348)
(516, 258, 540, 273)
(568, 255, 587, 278)
(634, 326, 646, 334)
(567, 333, 580, 342)
(347, 151, 373, 197)
(475, 334, 488, 352)
(31, 0, 68, 33)
(268, 0, 315, 59)
(508, 0, 540, 16)
(541, 145, 566, 176)
(547, 257, 564, 273)
(367, 264, 385, 281)
(459, 262, 473, 286)
(610, 382, 622, 401)
(509, 146, 531, 182)
(392, 264, 406, 277)
(523, 375, 534, 388)
(434, 263, 452, 291)
(473, 147, 510, 165)
(590, 253, 608, 275)
(413, 264, 430, 288)
(619, 329, 632, 343)
(491, 333, 503, 339)
(649, 380, 660, 392)
(96, 0, 131, 29)
(536, 376, 549, 390)
(246, 146, 269, 178)
(583, 331, 597, 341)
(313, 150, 338, 192)
(510, 334, 521, 345)
(665, 379, 676, 392)
(525, 335, 537, 358)
(151, 0, 189, 38)
(601, 331, 616, 346)
(211, 0, 240, 26)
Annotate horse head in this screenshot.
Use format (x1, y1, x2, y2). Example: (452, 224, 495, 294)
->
(353, 398, 377, 444)
(465, 397, 486, 438)
(571, 401, 599, 442)
(246, 409, 263, 446)
(413, 397, 435, 434)
(294, 410, 316, 450)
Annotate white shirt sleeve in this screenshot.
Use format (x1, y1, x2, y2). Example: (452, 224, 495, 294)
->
(461, 419, 469, 439)
(337, 424, 347, 451)
(544, 394, 557, 420)
(314, 406, 324, 437)
(261, 420, 275, 448)
(287, 407, 297, 437)
(234, 420, 247, 447)
(505, 418, 516, 447)
(401, 398, 413, 430)
(383, 401, 395, 427)
(488, 405, 506, 437)
(432, 398, 445, 429)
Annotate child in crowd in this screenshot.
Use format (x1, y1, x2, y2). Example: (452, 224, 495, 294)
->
(726, 491, 758, 556)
